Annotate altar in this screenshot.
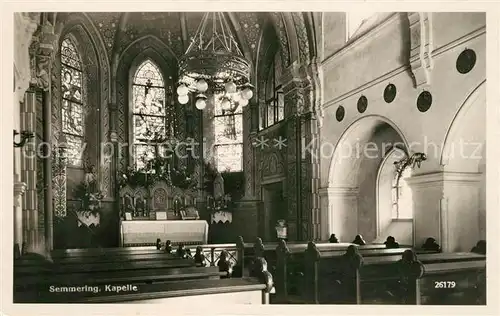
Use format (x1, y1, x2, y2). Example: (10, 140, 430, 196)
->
(120, 220, 208, 246)
(119, 180, 207, 247)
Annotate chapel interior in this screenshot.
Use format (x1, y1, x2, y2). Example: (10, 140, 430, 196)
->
(12, 11, 487, 305)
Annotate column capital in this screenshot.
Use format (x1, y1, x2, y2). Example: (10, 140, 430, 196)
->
(14, 181, 27, 207)
(318, 186, 359, 197)
(405, 171, 482, 189)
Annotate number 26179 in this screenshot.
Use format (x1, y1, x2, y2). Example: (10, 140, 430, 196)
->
(434, 281, 456, 289)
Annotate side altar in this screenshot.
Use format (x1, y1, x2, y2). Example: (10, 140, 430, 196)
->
(119, 180, 207, 246)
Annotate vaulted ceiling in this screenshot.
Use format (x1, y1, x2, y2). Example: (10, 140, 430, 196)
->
(53, 12, 318, 81)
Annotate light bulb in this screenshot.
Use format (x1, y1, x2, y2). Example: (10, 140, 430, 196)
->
(239, 98, 249, 107)
(225, 81, 237, 94)
(178, 94, 189, 105)
(241, 88, 253, 100)
(232, 92, 241, 102)
(196, 79, 208, 92)
(221, 98, 231, 110)
(195, 99, 207, 110)
(177, 84, 188, 96)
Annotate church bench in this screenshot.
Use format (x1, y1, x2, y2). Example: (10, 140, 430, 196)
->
(271, 243, 442, 303)
(14, 258, 274, 304)
(417, 260, 486, 305)
(14, 266, 225, 294)
(300, 250, 485, 304)
(16, 251, 189, 266)
(359, 257, 486, 305)
(16, 278, 273, 304)
(14, 257, 196, 275)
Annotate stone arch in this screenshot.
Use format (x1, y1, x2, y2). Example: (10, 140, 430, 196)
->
(439, 80, 486, 244)
(440, 80, 486, 171)
(324, 115, 409, 242)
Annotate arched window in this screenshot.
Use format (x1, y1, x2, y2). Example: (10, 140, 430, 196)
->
(378, 149, 414, 222)
(60, 38, 85, 167)
(259, 50, 284, 130)
(132, 60, 174, 170)
(391, 167, 413, 219)
(214, 94, 243, 172)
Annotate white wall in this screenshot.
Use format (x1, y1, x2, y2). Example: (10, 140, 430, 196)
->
(320, 12, 486, 247)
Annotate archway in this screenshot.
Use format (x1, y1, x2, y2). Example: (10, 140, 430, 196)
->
(326, 116, 409, 243)
(439, 81, 486, 250)
(375, 148, 414, 245)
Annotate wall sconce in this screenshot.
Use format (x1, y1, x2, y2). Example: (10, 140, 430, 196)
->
(394, 152, 427, 182)
(13, 129, 34, 148)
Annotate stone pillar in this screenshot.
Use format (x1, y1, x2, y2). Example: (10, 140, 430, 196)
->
(319, 187, 359, 243)
(14, 179, 27, 254)
(35, 21, 57, 251)
(407, 172, 482, 252)
(13, 12, 40, 253)
(20, 89, 39, 247)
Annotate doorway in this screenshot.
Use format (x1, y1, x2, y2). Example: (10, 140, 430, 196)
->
(262, 181, 285, 241)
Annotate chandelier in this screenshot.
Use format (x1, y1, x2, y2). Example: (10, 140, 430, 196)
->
(177, 12, 254, 110)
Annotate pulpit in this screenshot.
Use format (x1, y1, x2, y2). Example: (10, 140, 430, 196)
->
(119, 181, 207, 246)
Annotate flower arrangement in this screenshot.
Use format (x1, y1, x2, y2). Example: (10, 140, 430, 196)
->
(118, 153, 197, 190)
(74, 167, 104, 216)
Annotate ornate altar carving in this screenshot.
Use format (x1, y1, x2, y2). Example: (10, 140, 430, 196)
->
(119, 180, 199, 221)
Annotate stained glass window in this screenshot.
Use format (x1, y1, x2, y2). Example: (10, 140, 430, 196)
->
(132, 60, 174, 170)
(260, 50, 284, 130)
(61, 38, 84, 166)
(214, 93, 243, 172)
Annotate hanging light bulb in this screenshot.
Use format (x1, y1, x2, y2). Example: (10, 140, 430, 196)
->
(239, 98, 249, 107)
(196, 79, 208, 93)
(225, 81, 237, 94)
(221, 98, 231, 111)
(178, 94, 189, 105)
(196, 98, 207, 110)
(241, 87, 253, 100)
(232, 92, 241, 102)
(177, 84, 189, 96)
(195, 93, 207, 110)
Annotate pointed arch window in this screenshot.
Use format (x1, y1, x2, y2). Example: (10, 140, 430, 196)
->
(132, 60, 174, 170)
(214, 94, 243, 172)
(259, 50, 284, 130)
(61, 38, 85, 167)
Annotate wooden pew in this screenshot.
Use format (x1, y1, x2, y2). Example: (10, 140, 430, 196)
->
(417, 259, 486, 305)
(296, 245, 485, 305)
(15, 266, 224, 287)
(14, 256, 196, 275)
(271, 241, 442, 303)
(14, 257, 274, 304)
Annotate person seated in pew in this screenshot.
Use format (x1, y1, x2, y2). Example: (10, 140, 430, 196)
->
(164, 240, 173, 253)
(329, 234, 339, 243)
(217, 250, 233, 279)
(389, 250, 424, 304)
(156, 238, 162, 250)
(337, 245, 364, 303)
(176, 244, 188, 258)
(471, 240, 486, 255)
(421, 237, 441, 252)
(352, 234, 366, 246)
(194, 246, 206, 267)
(384, 236, 400, 249)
